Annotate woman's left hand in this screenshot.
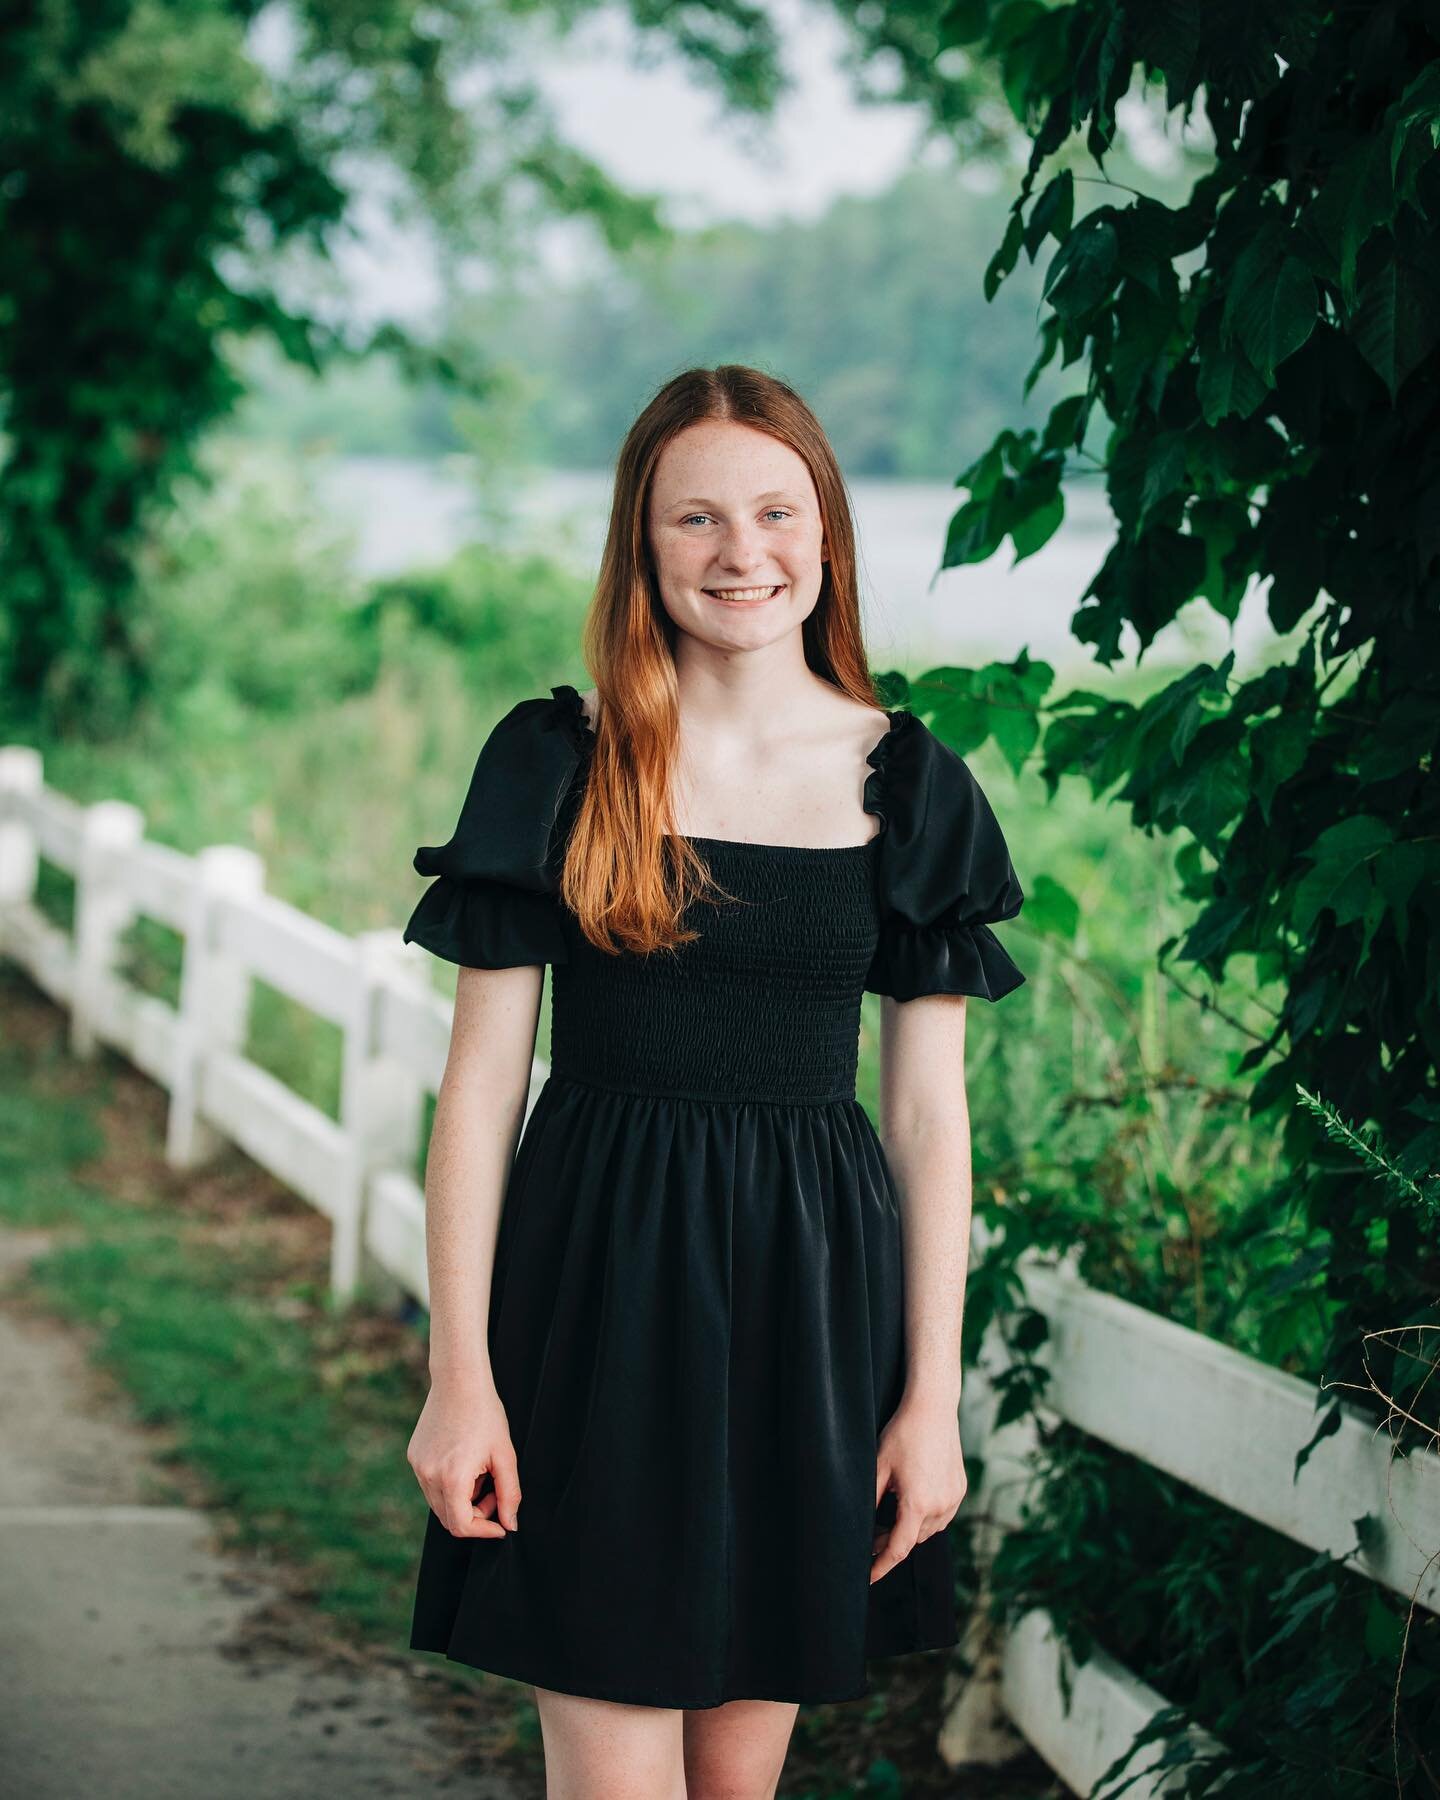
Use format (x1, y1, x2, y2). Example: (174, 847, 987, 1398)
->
(869, 1393, 968, 1584)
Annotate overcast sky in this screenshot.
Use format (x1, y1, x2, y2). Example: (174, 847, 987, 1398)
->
(533, 0, 951, 229)
(296, 0, 1186, 334)
(327, 0, 987, 326)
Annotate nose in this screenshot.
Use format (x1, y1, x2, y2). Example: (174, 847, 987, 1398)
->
(711, 521, 770, 576)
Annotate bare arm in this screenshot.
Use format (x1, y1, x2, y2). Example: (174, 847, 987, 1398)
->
(876, 990, 972, 1413)
(423, 962, 544, 1379)
(407, 961, 544, 1539)
(868, 991, 972, 1582)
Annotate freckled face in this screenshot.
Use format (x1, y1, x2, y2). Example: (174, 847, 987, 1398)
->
(645, 419, 828, 650)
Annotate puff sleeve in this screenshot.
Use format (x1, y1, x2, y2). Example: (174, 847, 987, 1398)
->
(864, 713, 1026, 1003)
(401, 690, 585, 969)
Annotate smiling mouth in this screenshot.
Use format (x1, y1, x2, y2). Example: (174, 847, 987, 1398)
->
(702, 584, 785, 602)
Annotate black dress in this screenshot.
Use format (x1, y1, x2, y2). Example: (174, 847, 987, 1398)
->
(403, 683, 1026, 1709)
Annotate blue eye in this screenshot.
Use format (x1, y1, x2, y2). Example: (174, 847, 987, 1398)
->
(680, 509, 793, 526)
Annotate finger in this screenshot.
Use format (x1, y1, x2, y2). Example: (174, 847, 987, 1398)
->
(442, 1475, 505, 1540)
(870, 1535, 902, 1584)
(490, 1447, 523, 1532)
(913, 1509, 945, 1543)
(884, 1496, 923, 1566)
(437, 1476, 472, 1536)
(467, 1463, 509, 1537)
(459, 1509, 508, 1539)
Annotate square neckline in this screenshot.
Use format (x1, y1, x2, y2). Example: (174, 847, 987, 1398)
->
(668, 832, 881, 856)
(557, 683, 904, 856)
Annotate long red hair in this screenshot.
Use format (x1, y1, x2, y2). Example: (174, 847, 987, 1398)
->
(562, 364, 885, 956)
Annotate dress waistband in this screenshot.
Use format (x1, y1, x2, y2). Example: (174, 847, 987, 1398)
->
(546, 1068, 860, 1109)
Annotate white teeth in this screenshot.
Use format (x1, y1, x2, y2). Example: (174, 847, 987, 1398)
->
(705, 585, 782, 601)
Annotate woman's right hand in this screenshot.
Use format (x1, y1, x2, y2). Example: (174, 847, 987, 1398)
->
(407, 1372, 521, 1539)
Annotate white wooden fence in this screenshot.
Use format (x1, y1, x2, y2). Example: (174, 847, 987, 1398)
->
(2, 744, 1436, 1797)
(0, 743, 549, 1310)
(953, 1245, 1440, 1790)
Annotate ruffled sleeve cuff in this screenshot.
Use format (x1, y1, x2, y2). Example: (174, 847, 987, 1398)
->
(402, 873, 570, 969)
(863, 710, 1027, 1003)
(865, 917, 1026, 1004)
(402, 688, 588, 970)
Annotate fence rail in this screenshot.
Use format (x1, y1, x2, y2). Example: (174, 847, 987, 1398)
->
(956, 1235, 1440, 1793)
(2, 744, 1434, 1797)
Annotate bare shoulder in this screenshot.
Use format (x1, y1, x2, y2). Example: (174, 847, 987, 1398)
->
(576, 686, 600, 730)
(823, 686, 892, 747)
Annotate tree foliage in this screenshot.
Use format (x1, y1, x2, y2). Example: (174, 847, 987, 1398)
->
(0, 0, 784, 734)
(845, 0, 1440, 1786)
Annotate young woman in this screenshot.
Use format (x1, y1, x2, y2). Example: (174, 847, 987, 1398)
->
(403, 364, 1026, 1798)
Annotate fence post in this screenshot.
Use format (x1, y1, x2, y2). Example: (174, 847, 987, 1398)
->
(71, 799, 146, 1059)
(940, 1584, 1024, 1768)
(167, 844, 265, 1171)
(0, 748, 43, 933)
(332, 929, 430, 1308)
(936, 1223, 1053, 1771)
(938, 1343, 1040, 1768)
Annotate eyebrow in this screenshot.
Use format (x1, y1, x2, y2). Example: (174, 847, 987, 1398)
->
(668, 490, 806, 509)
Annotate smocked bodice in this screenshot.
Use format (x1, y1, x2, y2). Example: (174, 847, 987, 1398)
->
(401, 682, 1028, 1065)
(549, 837, 882, 1105)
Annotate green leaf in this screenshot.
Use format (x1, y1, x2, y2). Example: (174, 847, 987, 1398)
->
(1250, 711, 1312, 822)
(1132, 0, 1201, 92)
(1043, 213, 1120, 319)
(1162, 732, 1252, 853)
(1021, 873, 1080, 940)
(1375, 843, 1437, 950)
(994, 1370, 1046, 1428)
(930, 693, 995, 756)
(1010, 486, 1064, 562)
(938, 0, 990, 47)
(1292, 816, 1395, 935)
(1388, 60, 1440, 185)
(985, 208, 1026, 302)
(941, 492, 1007, 569)
(1354, 695, 1439, 782)
(1025, 169, 1074, 257)
(1181, 895, 1250, 966)
(1230, 254, 1318, 384)
(1137, 430, 1188, 530)
(1293, 1399, 1343, 1477)
(1197, 338, 1270, 424)
(1114, 197, 1184, 302)
(1353, 254, 1440, 401)
(1188, 496, 1247, 624)
(1041, 392, 1087, 452)
(1360, 1584, 1396, 1663)
(1250, 1580, 1338, 1663)
(988, 691, 1042, 775)
(955, 441, 1007, 500)
(1306, 138, 1392, 309)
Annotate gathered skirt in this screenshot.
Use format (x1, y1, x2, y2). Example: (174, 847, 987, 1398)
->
(409, 1071, 959, 1708)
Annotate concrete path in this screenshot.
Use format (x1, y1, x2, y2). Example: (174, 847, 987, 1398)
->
(0, 1227, 516, 1799)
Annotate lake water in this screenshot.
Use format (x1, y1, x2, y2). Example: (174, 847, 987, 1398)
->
(315, 455, 1298, 679)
